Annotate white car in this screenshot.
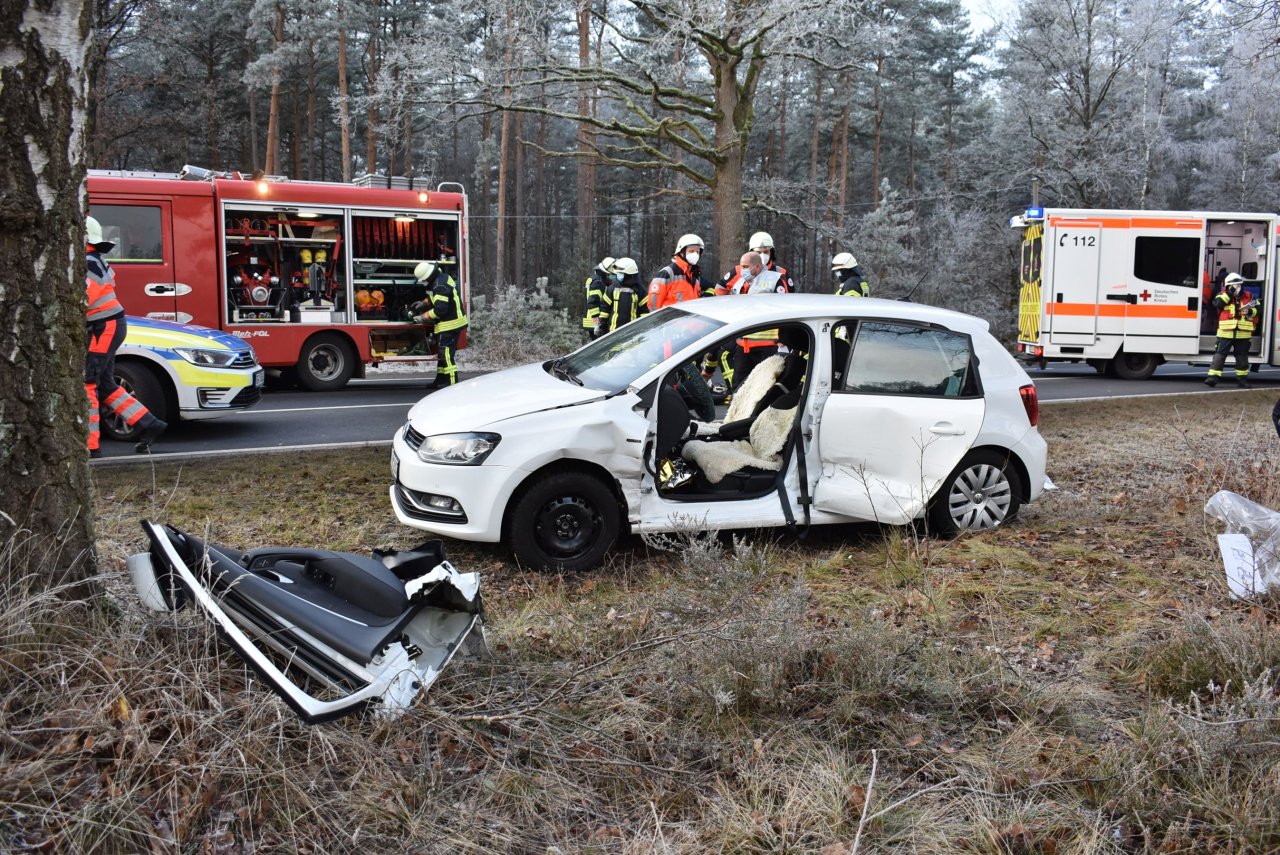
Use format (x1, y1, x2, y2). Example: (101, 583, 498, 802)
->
(391, 295, 1047, 571)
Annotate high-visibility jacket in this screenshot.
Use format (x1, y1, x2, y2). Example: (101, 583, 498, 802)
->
(582, 268, 609, 329)
(86, 251, 124, 323)
(427, 274, 468, 332)
(835, 267, 870, 297)
(714, 266, 789, 350)
(1214, 291, 1256, 339)
(600, 279, 648, 332)
(647, 256, 704, 311)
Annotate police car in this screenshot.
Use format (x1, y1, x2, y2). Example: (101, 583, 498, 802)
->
(103, 316, 264, 442)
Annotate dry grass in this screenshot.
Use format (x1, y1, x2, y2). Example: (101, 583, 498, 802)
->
(3, 390, 1280, 852)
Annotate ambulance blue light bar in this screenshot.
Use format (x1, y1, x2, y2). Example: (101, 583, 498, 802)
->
(1024, 206, 1044, 219)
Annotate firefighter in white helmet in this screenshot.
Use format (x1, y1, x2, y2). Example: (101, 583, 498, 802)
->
(582, 255, 615, 340)
(409, 260, 468, 389)
(84, 216, 168, 456)
(598, 257, 648, 333)
(831, 252, 870, 297)
(1205, 272, 1257, 388)
(647, 233, 709, 312)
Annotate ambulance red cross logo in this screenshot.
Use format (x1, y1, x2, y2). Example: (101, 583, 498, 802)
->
(1139, 290, 1152, 302)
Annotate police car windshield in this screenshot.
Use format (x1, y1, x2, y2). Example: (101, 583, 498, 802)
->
(552, 309, 724, 393)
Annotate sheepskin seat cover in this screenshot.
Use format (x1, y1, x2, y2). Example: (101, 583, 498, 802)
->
(694, 354, 785, 437)
(682, 404, 797, 485)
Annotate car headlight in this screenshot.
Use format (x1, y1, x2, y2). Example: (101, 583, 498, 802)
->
(417, 432, 500, 465)
(174, 347, 238, 367)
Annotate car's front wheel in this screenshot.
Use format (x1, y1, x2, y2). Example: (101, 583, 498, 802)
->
(508, 471, 620, 571)
(928, 450, 1022, 535)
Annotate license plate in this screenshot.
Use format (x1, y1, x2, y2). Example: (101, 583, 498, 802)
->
(391, 450, 400, 483)
(253, 369, 265, 388)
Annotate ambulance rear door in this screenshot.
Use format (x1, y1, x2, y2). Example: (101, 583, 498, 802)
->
(1121, 217, 1203, 356)
(1046, 216, 1102, 346)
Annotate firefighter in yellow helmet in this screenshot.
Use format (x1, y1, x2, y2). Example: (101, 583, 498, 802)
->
(409, 260, 468, 389)
(831, 252, 870, 297)
(1205, 272, 1257, 388)
(582, 255, 615, 340)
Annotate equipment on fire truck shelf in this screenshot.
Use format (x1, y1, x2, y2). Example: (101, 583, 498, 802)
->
(1012, 207, 1278, 379)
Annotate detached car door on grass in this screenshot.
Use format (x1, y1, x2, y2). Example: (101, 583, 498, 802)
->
(812, 320, 984, 524)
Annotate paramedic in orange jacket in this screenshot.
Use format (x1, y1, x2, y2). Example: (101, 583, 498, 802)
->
(647, 233, 709, 311)
(85, 216, 167, 456)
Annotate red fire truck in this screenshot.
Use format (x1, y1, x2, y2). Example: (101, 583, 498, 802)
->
(86, 168, 469, 390)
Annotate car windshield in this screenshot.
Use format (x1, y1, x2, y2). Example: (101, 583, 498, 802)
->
(549, 308, 725, 393)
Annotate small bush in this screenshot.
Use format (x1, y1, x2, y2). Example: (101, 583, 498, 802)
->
(461, 284, 584, 371)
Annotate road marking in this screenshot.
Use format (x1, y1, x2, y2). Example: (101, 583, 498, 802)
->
(1044, 389, 1261, 404)
(247, 402, 415, 415)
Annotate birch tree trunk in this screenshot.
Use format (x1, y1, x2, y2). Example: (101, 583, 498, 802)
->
(0, 0, 98, 586)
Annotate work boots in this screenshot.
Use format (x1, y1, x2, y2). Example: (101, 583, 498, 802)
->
(1204, 376, 1218, 387)
(1237, 376, 1251, 389)
(135, 418, 167, 453)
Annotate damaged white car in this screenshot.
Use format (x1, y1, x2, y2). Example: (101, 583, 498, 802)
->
(391, 294, 1048, 571)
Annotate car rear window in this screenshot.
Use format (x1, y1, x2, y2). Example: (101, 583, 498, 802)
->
(838, 321, 976, 397)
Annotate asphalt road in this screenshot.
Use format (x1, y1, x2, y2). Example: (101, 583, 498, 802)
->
(91, 360, 1279, 464)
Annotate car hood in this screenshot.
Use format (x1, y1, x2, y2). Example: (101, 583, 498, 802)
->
(407, 362, 607, 432)
(126, 315, 253, 353)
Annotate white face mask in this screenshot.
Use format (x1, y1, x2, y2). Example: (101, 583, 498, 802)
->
(757, 250, 771, 263)
(684, 251, 700, 266)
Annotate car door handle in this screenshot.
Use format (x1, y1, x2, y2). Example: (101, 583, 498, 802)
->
(929, 422, 966, 436)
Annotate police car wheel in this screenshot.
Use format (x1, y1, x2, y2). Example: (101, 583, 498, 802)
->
(103, 362, 170, 442)
(508, 471, 620, 572)
(928, 450, 1022, 536)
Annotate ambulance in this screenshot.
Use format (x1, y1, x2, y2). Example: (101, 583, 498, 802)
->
(1011, 207, 1278, 378)
(87, 167, 469, 391)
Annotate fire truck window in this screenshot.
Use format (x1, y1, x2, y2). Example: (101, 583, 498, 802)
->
(842, 322, 975, 397)
(1134, 236, 1199, 287)
(92, 204, 163, 264)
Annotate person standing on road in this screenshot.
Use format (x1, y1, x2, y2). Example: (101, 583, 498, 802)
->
(1205, 273, 1257, 388)
(647, 234, 708, 311)
(411, 261, 469, 389)
(84, 217, 167, 457)
(831, 252, 870, 297)
(582, 256, 615, 340)
(598, 258, 647, 333)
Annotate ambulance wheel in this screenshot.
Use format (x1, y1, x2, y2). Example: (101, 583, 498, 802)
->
(1111, 351, 1159, 380)
(928, 450, 1022, 536)
(296, 333, 355, 391)
(103, 361, 171, 442)
(507, 471, 620, 572)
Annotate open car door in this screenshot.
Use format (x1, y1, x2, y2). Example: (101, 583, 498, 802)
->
(811, 320, 985, 525)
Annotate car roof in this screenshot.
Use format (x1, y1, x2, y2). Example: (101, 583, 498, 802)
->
(674, 294, 991, 335)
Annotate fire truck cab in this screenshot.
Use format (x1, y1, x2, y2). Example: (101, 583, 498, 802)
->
(87, 168, 469, 390)
(1012, 207, 1278, 379)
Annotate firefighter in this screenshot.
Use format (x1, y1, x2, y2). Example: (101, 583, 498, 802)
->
(647, 234, 707, 311)
(704, 233, 791, 392)
(582, 256, 615, 340)
(831, 252, 870, 297)
(1205, 272, 1257, 388)
(410, 261, 468, 389)
(84, 216, 167, 456)
(599, 257, 647, 333)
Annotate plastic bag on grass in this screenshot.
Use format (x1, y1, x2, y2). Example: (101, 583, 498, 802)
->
(1204, 490, 1280, 599)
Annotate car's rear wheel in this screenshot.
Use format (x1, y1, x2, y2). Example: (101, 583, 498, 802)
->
(508, 472, 620, 571)
(928, 450, 1022, 535)
(102, 362, 170, 441)
(1111, 350, 1159, 380)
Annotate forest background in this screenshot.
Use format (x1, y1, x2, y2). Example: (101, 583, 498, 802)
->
(90, 0, 1280, 336)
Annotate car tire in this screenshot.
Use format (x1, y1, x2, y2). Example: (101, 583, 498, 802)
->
(102, 362, 170, 442)
(928, 450, 1022, 536)
(296, 333, 355, 391)
(1111, 350, 1159, 380)
(508, 472, 620, 571)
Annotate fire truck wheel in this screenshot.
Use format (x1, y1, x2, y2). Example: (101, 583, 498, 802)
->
(927, 450, 1022, 536)
(296, 333, 355, 391)
(1111, 351, 1159, 380)
(103, 362, 171, 442)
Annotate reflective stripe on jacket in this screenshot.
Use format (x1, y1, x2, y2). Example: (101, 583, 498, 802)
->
(429, 275, 468, 332)
(86, 252, 124, 322)
(647, 257, 703, 311)
(602, 282, 647, 331)
(583, 269, 608, 328)
(835, 268, 870, 297)
(1214, 292, 1256, 339)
